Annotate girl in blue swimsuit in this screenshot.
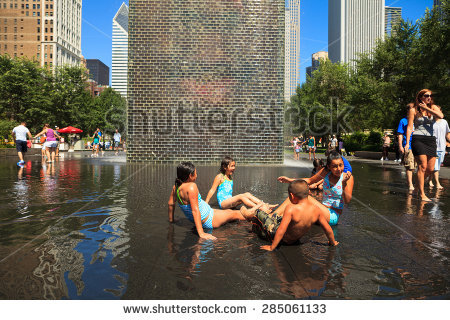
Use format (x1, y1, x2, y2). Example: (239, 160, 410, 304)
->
(205, 156, 263, 209)
(168, 162, 246, 240)
(277, 151, 354, 226)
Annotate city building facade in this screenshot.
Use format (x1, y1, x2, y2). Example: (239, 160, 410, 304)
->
(86, 59, 109, 86)
(285, 0, 300, 101)
(385, 6, 402, 36)
(128, 0, 284, 163)
(0, 0, 82, 67)
(284, 7, 291, 101)
(306, 51, 328, 78)
(112, 2, 128, 98)
(328, 0, 385, 67)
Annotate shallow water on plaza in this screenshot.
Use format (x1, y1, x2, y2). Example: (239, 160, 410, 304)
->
(0, 154, 449, 299)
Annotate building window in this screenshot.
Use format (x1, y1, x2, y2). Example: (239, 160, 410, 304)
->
(4, 44, 7, 50)
(45, 36, 48, 41)
(14, 27, 17, 33)
(37, 19, 40, 25)
(26, 4, 29, 9)
(37, 35, 40, 41)
(45, 28, 47, 32)
(37, 12, 40, 16)
(37, 53, 40, 58)
(45, 53, 47, 58)
(26, 11, 29, 16)
(50, 28, 52, 32)
(50, 36, 53, 41)
(33, 12, 36, 16)
(37, 27, 40, 32)
(14, 45, 17, 51)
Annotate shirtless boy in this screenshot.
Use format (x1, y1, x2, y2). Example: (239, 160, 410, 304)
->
(241, 180, 339, 251)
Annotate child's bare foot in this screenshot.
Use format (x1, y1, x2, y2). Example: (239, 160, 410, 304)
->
(240, 202, 263, 220)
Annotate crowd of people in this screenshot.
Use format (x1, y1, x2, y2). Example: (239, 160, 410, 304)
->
(291, 134, 346, 161)
(167, 88, 447, 251)
(11, 122, 125, 165)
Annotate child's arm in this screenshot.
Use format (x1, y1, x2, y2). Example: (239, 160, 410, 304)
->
(34, 129, 46, 138)
(167, 186, 176, 223)
(342, 173, 354, 204)
(261, 207, 293, 251)
(277, 176, 295, 183)
(303, 167, 329, 185)
(317, 211, 338, 246)
(405, 108, 415, 151)
(205, 174, 223, 204)
(188, 184, 217, 240)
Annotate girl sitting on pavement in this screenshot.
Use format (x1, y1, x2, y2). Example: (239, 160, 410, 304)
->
(277, 151, 354, 226)
(205, 156, 264, 209)
(168, 161, 246, 240)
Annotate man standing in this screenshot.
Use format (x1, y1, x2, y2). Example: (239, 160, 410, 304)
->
(12, 121, 33, 166)
(397, 103, 415, 191)
(430, 105, 450, 189)
(113, 129, 121, 155)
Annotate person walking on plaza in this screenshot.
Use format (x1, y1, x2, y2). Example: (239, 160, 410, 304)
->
(54, 126, 60, 157)
(113, 129, 122, 155)
(405, 89, 444, 202)
(307, 135, 316, 160)
(429, 105, 449, 189)
(397, 103, 415, 191)
(12, 121, 33, 166)
(92, 128, 101, 157)
(34, 124, 61, 163)
(381, 132, 391, 161)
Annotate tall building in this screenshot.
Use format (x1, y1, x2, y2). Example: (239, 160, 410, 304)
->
(284, 7, 291, 101)
(86, 59, 109, 86)
(328, 0, 385, 67)
(285, 0, 300, 100)
(0, 0, 82, 67)
(385, 6, 402, 36)
(128, 0, 284, 163)
(112, 2, 128, 98)
(306, 51, 328, 78)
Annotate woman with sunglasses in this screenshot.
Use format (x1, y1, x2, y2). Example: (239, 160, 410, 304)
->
(405, 89, 444, 202)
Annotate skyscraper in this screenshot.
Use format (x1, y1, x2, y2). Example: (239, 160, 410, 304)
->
(0, 0, 82, 67)
(86, 59, 110, 86)
(112, 2, 129, 98)
(385, 6, 402, 36)
(328, 0, 385, 67)
(284, 7, 291, 101)
(285, 0, 300, 101)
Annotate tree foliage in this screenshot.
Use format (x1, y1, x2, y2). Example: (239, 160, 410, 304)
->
(0, 55, 127, 137)
(287, 2, 449, 135)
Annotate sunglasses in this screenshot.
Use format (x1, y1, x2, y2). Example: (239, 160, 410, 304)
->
(423, 94, 432, 98)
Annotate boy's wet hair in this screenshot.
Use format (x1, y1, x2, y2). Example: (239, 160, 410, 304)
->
(326, 150, 343, 167)
(288, 179, 309, 200)
(220, 156, 234, 174)
(175, 162, 196, 189)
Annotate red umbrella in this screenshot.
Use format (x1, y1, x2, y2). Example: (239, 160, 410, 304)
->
(58, 126, 83, 134)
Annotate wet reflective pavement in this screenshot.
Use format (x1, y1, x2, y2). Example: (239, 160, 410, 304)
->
(0, 154, 449, 299)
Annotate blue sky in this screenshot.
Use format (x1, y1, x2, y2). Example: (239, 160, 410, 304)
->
(81, 0, 434, 85)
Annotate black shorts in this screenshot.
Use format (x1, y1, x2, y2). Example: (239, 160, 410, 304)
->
(15, 140, 28, 153)
(411, 135, 437, 157)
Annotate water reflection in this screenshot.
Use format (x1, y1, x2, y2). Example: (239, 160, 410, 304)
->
(0, 157, 130, 299)
(1, 158, 449, 299)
